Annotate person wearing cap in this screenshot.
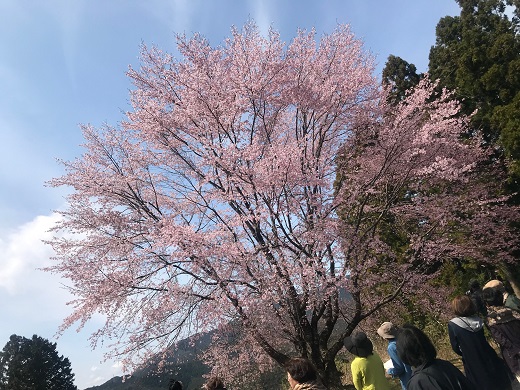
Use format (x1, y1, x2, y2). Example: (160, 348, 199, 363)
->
(483, 279, 520, 312)
(377, 322, 412, 390)
(344, 331, 390, 390)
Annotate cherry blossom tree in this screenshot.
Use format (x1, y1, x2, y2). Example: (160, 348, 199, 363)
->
(47, 22, 518, 388)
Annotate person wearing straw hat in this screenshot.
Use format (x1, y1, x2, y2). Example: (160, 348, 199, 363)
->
(377, 322, 412, 390)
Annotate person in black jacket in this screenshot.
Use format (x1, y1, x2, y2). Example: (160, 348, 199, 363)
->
(396, 324, 474, 390)
(448, 295, 512, 390)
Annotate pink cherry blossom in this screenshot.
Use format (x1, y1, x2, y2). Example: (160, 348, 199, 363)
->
(46, 22, 519, 388)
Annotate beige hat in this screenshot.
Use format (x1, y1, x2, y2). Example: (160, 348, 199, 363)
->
(377, 322, 398, 339)
(483, 280, 505, 292)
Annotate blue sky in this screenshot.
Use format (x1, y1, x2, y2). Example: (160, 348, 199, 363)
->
(0, 1, 460, 388)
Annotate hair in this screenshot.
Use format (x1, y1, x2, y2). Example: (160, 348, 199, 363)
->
(396, 324, 437, 367)
(168, 379, 183, 390)
(482, 287, 504, 306)
(285, 358, 318, 384)
(204, 377, 226, 390)
(468, 279, 481, 292)
(452, 295, 477, 317)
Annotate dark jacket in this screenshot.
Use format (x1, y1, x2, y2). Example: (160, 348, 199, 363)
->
(448, 316, 512, 390)
(407, 359, 474, 390)
(486, 305, 520, 376)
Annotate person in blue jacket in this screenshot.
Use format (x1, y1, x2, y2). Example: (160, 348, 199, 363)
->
(377, 322, 412, 390)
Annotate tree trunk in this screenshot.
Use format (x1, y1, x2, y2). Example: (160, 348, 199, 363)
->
(322, 363, 346, 390)
(501, 263, 520, 298)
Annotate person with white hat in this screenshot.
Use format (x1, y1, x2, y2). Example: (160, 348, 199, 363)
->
(483, 279, 520, 312)
(377, 322, 412, 390)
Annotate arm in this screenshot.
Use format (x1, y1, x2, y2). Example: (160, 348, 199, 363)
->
(386, 341, 405, 377)
(351, 359, 364, 390)
(447, 322, 462, 356)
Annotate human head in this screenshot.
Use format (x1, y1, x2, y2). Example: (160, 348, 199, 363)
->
(168, 379, 183, 390)
(396, 324, 436, 367)
(204, 377, 226, 390)
(451, 295, 476, 317)
(343, 331, 373, 357)
(285, 358, 318, 388)
(377, 322, 398, 340)
(468, 279, 480, 293)
(482, 287, 504, 307)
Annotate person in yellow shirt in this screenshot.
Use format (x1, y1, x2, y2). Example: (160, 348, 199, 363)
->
(344, 332, 390, 390)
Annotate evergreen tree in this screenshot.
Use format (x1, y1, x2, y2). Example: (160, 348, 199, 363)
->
(429, 0, 520, 178)
(382, 54, 421, 105)
(0, 334, 77, 390)
(381, 1, 520, 295)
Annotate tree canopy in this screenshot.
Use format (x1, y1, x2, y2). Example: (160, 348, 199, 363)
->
(46, 22, 519, 388)
(0, 334, 77, 390)
(382, 55, 421, 105)
(382, 0, 520, 294)
(429, 0, 520, 178)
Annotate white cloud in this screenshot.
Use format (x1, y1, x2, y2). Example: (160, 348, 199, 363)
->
(0, 213, 63, 295)
(0, 212, 125, 389)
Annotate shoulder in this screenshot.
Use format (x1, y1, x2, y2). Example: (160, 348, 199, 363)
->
(294, 380, 327, 390)
(368, 352, 384, 363)
(351, 356, 366, 369)
(506, 294, 520, 310)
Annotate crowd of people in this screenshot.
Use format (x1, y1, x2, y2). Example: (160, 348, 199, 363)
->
(168, 279, 520, 390)
(340, 279, 519, 390)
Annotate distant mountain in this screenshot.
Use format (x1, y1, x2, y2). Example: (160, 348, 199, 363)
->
(85, 332, 213, 390)
(84, 326, 288, 390)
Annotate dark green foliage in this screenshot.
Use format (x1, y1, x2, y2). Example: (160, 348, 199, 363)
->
(428, 0, 520, 294)
(0, 334, 77, 390)
(429, 0, 520, 178)
(382, 55, 421, 105)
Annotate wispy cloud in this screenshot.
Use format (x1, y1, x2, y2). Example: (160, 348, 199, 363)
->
(47, 0, 87, 89)
(141, 0, 194, 36)
(248, 0, 272, 36)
